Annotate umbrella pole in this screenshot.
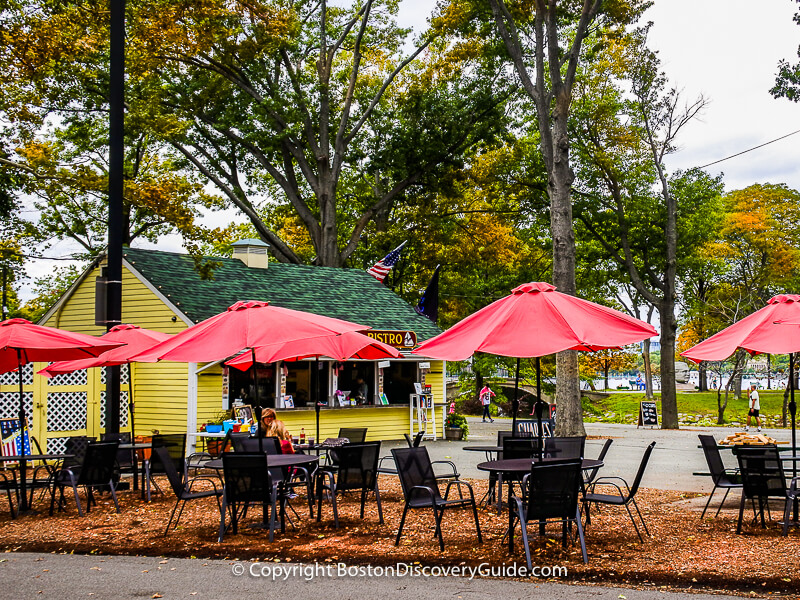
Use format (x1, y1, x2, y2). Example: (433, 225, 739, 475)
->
(790, 353, 797, 521)
(315, 357, 320, 445)
(16, 349, 30, 512)
(536, 356, 544, 461)
(251, 349, 263, 453)
(512, 358, 520, 435)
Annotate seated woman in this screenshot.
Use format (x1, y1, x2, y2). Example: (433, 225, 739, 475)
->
(261, 408, 295, 454)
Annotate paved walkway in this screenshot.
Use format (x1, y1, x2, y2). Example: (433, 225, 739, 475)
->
(0, 552, 745, 600)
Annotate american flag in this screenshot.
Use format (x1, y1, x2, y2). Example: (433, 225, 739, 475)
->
(0, 419, 30, 457)
(367, 241, 407, 282)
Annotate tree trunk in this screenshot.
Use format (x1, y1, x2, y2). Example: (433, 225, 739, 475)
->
(603, 366, 609, 391)
(659, 300, 679, 429)
(699, 362, 708, 392)
(642, 338, 654, 400)
(717, 387, 728, 425)
(551, 112, 583, 437)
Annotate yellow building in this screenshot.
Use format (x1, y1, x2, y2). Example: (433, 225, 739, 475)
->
(3, 242, 446, 452)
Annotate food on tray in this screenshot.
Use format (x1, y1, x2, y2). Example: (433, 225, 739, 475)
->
(718, 432, 778, 446)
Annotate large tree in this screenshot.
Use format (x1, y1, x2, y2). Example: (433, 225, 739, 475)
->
(571, 32, 723, 428)
(479, 0, 648, 435)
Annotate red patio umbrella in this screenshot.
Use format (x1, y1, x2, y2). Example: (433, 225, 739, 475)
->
(130, 300, 369, 448)
(37, 324, 173, 444)
(0, 318, 124, 512)
(413, 282, 657, 436)
(225, 330, 401, 443)
(681, 293, 800, 463)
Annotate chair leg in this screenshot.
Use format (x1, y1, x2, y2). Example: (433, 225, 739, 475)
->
(516, 499, 532, 571)
(108, 481, 119, 514)
(218, 497, 228, 542)
(630, 497, 650, 537)
(737, 491, 746, 534)
(374, 480, 384, 525)
(701, 486, 716, 519)
(469, 488, 482, 543)
(433, 506, 445, 551)
(165, 498, 183, 536)
(395, 502, 409, 546)
(714, 488, 731, 518)
(269, 490, 278, 543)
(624, 503, 643, 542)
(575, 507, 588, 564)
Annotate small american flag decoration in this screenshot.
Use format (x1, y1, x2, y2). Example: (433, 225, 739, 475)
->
(1, 419, 31, 457)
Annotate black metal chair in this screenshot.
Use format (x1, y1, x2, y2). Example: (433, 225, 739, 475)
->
(584, 441, 655, 542)
(733, 445, 798, 536)
(698, 434, 742, 518)
(392, 446, 481, 551)
(337, 428, 367, 443)
(583, 438, 613, 487)
(49, 441, 120, 516)
(544, 436, 586, 459)
(317, 442, 383, 528)
(156, 446, 222, 536)
(218, 452, 279, 542)
(144, 434, 186, 502)
(499, 437, 542, 509)
(512, 458, 588, 568)
(404, 431, 425, 448)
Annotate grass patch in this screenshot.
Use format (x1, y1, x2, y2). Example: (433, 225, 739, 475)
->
(582, 390, 790, 427)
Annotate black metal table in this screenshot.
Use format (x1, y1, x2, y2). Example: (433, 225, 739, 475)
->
(477, 458, 602, 553)
(0, 453, 72, 514)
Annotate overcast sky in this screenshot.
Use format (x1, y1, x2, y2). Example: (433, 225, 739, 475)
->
(18, 0, 800, 301)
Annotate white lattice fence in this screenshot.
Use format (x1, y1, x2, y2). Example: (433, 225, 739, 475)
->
(47, 369, 87, 386)
(46, 436, 69, 455)
(46, 391, 88, 432)
(0, 391, 32, 420)
(99, 390, 130, 428)
(0, 363, 33, 386)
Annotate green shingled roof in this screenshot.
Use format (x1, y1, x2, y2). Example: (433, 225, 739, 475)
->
(122, 247, 441, 341)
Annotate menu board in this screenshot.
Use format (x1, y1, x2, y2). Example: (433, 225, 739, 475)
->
(638, 401, 659, 428)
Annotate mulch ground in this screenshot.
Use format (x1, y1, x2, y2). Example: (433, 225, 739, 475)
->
(1, 475, 799, 597)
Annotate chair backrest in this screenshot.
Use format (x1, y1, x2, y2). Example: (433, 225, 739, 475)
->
(333, 442, 381, 493)
(627, 441, 656, 498)
(497, 431, 513, 460)
(221, 452, 273, 505)
(503, 437, 541, 460)
(63, 436, 94, 470)
(76, 441, 120, 486)
(337, 428, 367, 443)
(150, 434, 187, 475)
(154, 446, 186, 497)
(232, 435, 280, 454)
(734, 445, 787, 499)
(524, 458, 583, 521)
(403, 431, 424, 448)
(544, 436, 586, 459)
(101, 432, 134, 468)
(596, 438, 613, 462)
(391, 446, 442, 503)
(698, 435, 728, 483)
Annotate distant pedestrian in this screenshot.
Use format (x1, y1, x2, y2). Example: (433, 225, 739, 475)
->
(480, 385, 495, 423)
(746, 383, 761, 432)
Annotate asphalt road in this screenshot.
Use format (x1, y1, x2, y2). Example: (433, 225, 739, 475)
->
(0, 552, 745, 600)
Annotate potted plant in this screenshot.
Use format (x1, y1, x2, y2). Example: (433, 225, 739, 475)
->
(445, 412, 469, 441)
(204, 409, 230, 434)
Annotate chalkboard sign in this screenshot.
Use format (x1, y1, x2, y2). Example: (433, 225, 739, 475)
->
(638, 401, 659, 428)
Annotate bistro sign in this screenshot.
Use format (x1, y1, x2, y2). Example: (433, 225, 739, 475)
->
(365, 330, 417, 349)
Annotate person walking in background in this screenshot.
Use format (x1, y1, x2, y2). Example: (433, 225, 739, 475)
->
(746, 383, 761, 432)
(480, 385, 495, 422)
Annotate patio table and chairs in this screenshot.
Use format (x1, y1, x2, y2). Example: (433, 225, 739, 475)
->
(477, 456, 604, 552)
